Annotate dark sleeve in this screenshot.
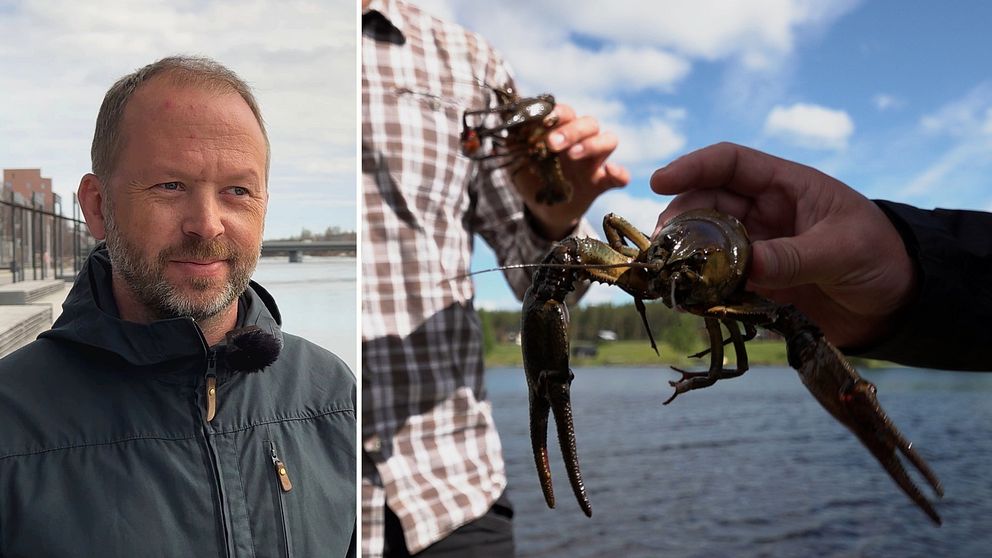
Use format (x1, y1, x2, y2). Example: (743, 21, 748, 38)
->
(851, 200, 992, 370)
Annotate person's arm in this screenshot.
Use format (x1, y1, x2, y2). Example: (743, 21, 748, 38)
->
(853, 201, 992, 370)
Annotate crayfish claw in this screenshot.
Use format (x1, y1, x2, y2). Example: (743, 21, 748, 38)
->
(527, 376, 556, 510)
(837, 377, 944, 524)
(773, 307, 944, 524)
(522, 285, 592, 516)
(527, 367, 592, 516)
(548, 375, 592, 517)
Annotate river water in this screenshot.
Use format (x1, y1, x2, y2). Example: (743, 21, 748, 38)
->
(251, 256, 357, 373)
(487, 365, 992, 557)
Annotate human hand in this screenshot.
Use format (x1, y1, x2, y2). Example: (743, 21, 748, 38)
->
(650, 142, 917, 349)
(513, 102, 629, 240)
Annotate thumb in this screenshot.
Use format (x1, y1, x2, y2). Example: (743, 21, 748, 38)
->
(750, 235, 836, 289)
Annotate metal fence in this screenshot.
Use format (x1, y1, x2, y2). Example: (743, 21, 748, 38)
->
(0, 194, 98, 283)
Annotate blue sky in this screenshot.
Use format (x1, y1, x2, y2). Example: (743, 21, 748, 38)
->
(413, 0, 992, 309)
(0, 0, 356, 240)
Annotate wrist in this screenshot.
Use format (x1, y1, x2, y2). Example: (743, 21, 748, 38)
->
(525, 206, 578, 241)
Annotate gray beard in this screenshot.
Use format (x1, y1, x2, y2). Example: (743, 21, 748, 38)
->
(103, 213, 258, 322)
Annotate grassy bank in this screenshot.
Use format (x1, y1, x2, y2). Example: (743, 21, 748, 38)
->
(484, 339, 887, 369)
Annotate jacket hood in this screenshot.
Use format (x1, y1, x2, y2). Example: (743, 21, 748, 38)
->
(40, 244, 283, 367)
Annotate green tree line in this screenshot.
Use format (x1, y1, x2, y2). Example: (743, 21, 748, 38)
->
(478, 300, 711, 355)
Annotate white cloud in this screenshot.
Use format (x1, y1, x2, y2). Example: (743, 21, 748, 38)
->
(610, 118, 688, 168)
(900, 141, 983, 197)
(763, 102, 855, 149)
(509, 43, 690, 99)
(873, 93, 904, 111)
(433, 0, 861, 168)
(919, 82, 992, 137)
(475, 295, 522, 312)
(588, 189, 672, 238)
(579, 282, 634, 307)
(453, 0, 859, 67)
(902, 83, 992, 198)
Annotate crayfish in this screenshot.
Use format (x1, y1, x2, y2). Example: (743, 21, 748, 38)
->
(521, 209, 944, 523)
(460, 84, 572, 205)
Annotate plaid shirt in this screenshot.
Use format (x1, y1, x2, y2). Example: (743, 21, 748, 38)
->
(361, 1, 594, 555)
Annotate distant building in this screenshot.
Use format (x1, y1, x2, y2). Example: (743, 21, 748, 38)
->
(2, 169, 55, 211)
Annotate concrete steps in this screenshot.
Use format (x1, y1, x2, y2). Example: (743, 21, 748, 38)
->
(0, 280, 66, 304)
(0, 305, 52, 358)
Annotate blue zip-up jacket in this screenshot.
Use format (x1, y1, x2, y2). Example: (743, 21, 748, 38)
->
(0, 246, 356, 557)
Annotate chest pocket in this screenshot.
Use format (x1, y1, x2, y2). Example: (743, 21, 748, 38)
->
(367, 82, 487, 225)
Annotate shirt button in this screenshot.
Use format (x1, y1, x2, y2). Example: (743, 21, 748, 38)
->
(366, 437, 382, 452)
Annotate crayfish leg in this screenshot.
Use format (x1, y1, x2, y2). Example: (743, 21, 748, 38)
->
(603, 213, 652, 253)
(665, 318, 751, 404)
(634, 297, 659, 356)
(687, 323, 757, 359)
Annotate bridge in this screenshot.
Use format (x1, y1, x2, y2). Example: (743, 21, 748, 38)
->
(261, 239, 356, 262)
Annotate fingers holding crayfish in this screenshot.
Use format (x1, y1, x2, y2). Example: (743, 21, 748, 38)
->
(545, 105, 628, 193)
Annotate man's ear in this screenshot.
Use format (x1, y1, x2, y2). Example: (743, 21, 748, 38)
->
(78, 173, 107, 240)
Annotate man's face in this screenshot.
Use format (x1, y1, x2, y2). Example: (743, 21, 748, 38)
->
(101, 77, 268, 321)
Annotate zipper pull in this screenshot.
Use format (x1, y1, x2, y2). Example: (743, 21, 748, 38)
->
(269, 441, 293, 492)
(205, 350, 218, 422)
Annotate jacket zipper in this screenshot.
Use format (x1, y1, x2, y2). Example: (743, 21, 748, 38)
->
(205, 349, 218, 422)
(200, 346, 232, 556)
(268, 440, 294, 557)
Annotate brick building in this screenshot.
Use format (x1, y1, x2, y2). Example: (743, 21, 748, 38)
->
(2, 169, 54, 211)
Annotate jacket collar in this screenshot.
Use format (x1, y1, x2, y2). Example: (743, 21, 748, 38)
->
(41, 244, 283, 368)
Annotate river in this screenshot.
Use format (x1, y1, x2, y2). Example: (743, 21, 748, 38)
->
(251, 256, 357, 373)
(487, 365, 992, 557)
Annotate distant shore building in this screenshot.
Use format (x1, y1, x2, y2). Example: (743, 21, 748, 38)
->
(2, 169, 55, 211)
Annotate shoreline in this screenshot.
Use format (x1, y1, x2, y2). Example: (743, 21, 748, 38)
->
(484, 339, 892, 369)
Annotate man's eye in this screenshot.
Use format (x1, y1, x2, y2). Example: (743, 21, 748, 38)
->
(158, 181, 183, 191)
(228, 186, 249, 196)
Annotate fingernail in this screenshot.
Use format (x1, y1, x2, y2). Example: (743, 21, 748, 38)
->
(548, 132, 565, 149)
(568, 143, 584, 157)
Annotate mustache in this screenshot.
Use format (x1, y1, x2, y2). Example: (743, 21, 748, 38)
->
(158, 237, 242, 264)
